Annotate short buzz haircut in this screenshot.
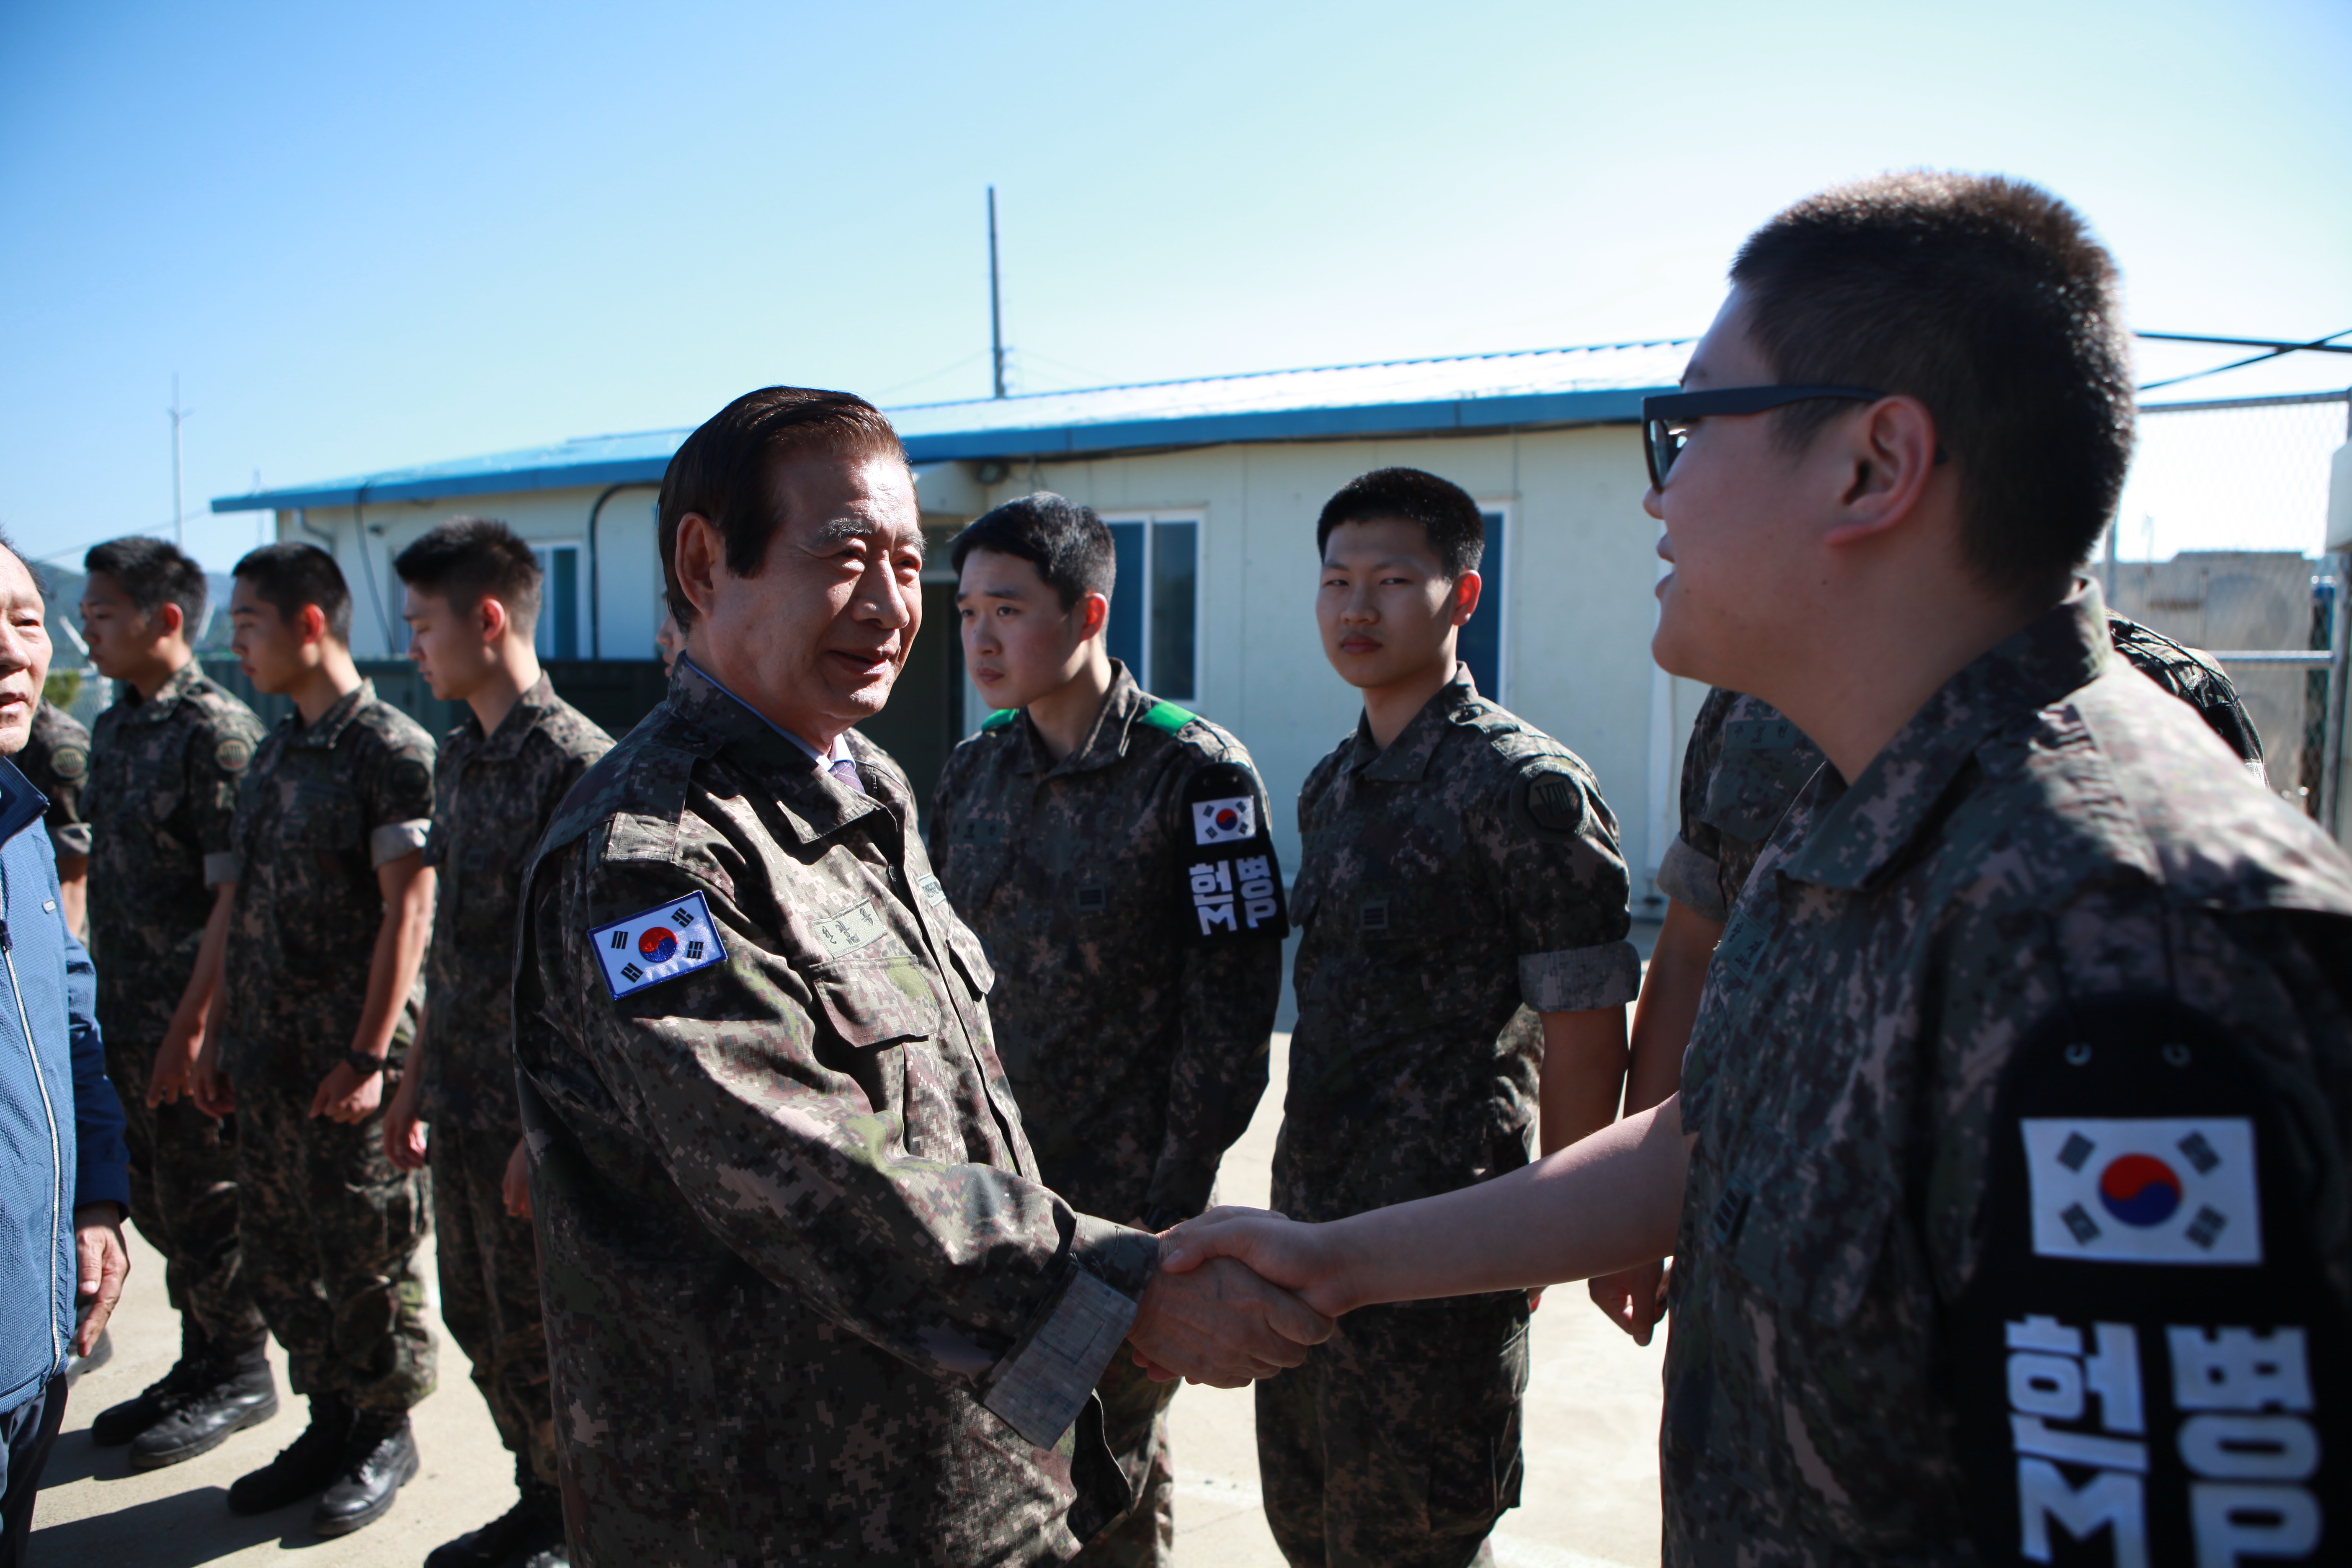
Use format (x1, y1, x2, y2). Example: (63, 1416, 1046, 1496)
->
(1315, 468, 1485, 580)
(393, 516, 543, 632)
(232, 542, 352, 644)
(949, 493, 1114, 611)
(85, 536, 208, 640)
(1730, 171, 2134, 596)
(657, 386, 909, 630)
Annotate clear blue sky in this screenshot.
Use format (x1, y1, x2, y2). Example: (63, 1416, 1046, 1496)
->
(3, 0, 2346, 574)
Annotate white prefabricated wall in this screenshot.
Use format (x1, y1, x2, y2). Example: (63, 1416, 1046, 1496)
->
(274, 485, 668, 665)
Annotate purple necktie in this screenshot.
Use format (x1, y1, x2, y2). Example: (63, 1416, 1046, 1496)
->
(827, 757, 865, 796)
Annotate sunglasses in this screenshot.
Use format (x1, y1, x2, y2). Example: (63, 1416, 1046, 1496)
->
(1641, 385, 1887, 489)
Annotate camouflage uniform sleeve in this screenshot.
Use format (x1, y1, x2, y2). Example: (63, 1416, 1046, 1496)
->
(361, 726, 437, 867)
(41, 725, 90, 860)
(528, 841, 1160, 1445)
(192, 709, 259, 887)
(1655, 685, 1736, 922)
(1488, 752, 1641, 1012)
(1149, 750, 1280, 1223)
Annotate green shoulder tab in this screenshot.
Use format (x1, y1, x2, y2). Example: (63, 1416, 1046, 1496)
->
(1139, 700, 1198, 736)
(981, 709, 1020, 734)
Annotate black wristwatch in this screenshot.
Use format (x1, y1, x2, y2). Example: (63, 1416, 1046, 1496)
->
(342, 1049, 388, 1079)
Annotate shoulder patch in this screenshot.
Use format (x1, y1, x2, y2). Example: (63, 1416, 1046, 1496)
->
(389, 756, 433, 800)
(589, 890, 727, 999)
(1178, 761, 1286, 944)
(48, 743, 88, 783)
(214, 735, 253, 774)
(1140, 700, 1197, 736)
(981, 709, 1019, 734)
(1519, 764, 1587, 835)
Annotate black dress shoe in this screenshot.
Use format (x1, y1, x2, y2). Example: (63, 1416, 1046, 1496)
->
(129, 1342, 278, 1469)
(311, 1411, 418, 1537)
(227, 1395, 354, 1515)
(424, 1487, 566, 1568)
(91, 1323, 208, 1445)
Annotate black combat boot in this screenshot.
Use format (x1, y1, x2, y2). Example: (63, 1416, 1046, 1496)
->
(311, 1409, 419, 1537)
(226, 1393, 354, 1514)
(128, 1336, 278, 1469)
(90, 1320, 208, 1445)
(425, 1473, 567, 1568)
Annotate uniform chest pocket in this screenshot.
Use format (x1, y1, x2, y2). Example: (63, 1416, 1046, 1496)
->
(1711, 1124, 1896, 1327)
(812, 954, 943, 1049)
(282, 782, 360, 849)
(122, 757, 186, 823)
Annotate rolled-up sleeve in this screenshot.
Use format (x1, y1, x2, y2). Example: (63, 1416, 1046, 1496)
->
(531, 847, 1155, 1445)
(1489, 756, 1639, 1014)
(369, 819, 432, 866)
(202, 850, 240, 886)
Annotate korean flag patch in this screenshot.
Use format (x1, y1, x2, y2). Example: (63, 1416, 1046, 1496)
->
(1192, 795, 1256, 845)
(590, 890, 727, 1001)
(2022, 1117, 2262, 1265)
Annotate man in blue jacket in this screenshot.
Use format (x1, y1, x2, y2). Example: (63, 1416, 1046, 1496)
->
(0, 534, 131, 1565)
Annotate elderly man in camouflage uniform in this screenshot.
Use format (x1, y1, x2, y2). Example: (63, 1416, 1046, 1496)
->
(1161, 174, 2352, 1564)
(188, 542, 440, 1538)
(73, 539, 278, 1468)
(932, 493, 1286, 1565)
(1590, 611, 2269, 1342)
(383, 518, 612, 1568)
(17, 698, 90, 936)
(513, 387, 1330, 1567)
(1263, 467, 1640, 1568)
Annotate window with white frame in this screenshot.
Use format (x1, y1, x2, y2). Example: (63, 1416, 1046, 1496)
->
(1456, 505, 1510, 701)
(530, 541, 585, 660)
(1100, 511, 1200, 701)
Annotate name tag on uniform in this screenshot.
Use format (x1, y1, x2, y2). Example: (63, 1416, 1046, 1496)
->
(2022, 1118, 2261, 1265)
(915, 874, 947, 908)
(813, 898, 888, 957)
(590, 892, 727, 1000)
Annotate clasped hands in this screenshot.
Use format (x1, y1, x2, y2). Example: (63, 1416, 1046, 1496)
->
(1123, 1207, 1349, 1388)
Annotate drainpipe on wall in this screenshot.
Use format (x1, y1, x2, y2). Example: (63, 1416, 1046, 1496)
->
(585, 482, 658, 661)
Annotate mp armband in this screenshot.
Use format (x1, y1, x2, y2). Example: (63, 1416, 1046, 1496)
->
(1177, 762, 1286, 945)
(1949, 998, 2346, 1567)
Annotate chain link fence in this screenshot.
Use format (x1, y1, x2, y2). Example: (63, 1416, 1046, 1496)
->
(2102, 390, 2350, 825)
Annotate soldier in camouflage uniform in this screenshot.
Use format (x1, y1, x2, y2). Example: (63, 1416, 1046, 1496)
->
(384, 519, 613, 1568)
(1269, 469, 1640, 1568)
(17, 699, 89, 935)
(72, 539, 279, 1469)
(1163, 175, 2352, 1565)
(1594, 611, 2272, 1343)
(187, 543, 439, 1538)
(512, 388, 1328, 1566)
(931, 495, 1285, 1565)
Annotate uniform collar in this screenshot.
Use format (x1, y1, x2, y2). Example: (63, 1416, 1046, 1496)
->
(1779, 583, 2111, 892)
(468, 672, 560, 762)
(287, 679, 375, 749)
(0, 756, 46, 846)
(1346, 662, 1482, 784)
(1018, 659, 1148, 779)
(117, 660, 206, 725)
(667, 658, 882, 845)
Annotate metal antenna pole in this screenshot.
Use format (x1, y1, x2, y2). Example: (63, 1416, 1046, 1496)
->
(988, 187, 1006, 399)
(169, 373, 187, 547)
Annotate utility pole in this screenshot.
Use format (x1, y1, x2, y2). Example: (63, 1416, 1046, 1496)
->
(988, 187, 1006, 399)
(168, 374, 188, 547)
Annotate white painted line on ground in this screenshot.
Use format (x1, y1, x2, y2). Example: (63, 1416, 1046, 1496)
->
(1172, 1480, 1638, 1568)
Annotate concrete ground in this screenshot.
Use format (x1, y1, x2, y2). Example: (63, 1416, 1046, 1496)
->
(37, 1029, 1667, 1568)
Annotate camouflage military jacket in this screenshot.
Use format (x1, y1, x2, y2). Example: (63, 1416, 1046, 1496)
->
(85, 663, 264, 1045)
(222, 680, 436, 1073)
(1666, 585, 2352, 1564)
(19, 701, 90, 861)
(931, 663, 1282, 1228)
(1656, 611, 2268, 924)
(513, 660, 1157, 1567)
(419, 675, 610, 1133)
(1277, 664, 1640, 1226)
